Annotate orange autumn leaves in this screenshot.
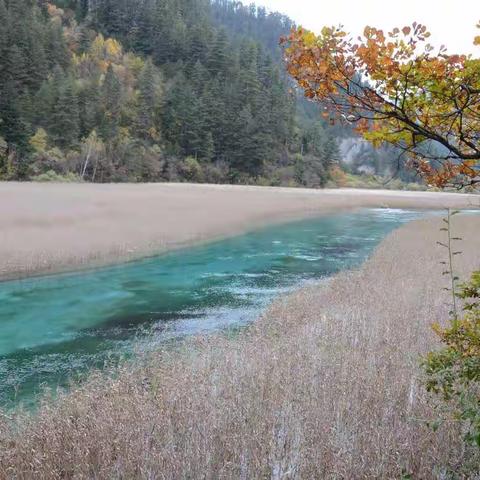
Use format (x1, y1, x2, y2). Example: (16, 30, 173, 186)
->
(282, 23, 480, 189)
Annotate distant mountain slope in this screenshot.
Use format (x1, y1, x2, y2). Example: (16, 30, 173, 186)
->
(0, 0, 412, 185)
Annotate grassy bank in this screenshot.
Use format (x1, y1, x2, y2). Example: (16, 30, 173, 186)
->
(1, 214, 479, 478)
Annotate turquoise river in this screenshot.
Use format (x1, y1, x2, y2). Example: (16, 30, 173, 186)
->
(0, 208, 427, 409)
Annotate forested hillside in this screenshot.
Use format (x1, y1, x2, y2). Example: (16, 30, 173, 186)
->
(0, 0, 409, 186)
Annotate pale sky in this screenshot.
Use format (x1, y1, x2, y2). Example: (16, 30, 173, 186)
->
(258, 0, 478, 55)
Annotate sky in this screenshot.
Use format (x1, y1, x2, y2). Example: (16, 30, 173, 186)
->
(258, 0, 478, 55)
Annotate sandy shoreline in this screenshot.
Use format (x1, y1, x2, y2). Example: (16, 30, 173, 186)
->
(0, 182, 478, 280)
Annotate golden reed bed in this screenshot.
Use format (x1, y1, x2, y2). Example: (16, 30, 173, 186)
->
(1, 213, 479, 478)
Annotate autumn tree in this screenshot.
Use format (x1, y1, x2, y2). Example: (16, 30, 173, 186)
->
(79, 130, 105, 180)
(282, 23, 480, 189)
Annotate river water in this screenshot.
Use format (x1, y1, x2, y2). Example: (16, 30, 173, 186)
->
(0, 208, 426, 408)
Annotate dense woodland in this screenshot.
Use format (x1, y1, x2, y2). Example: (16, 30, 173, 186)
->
(0, 0, 414, 186)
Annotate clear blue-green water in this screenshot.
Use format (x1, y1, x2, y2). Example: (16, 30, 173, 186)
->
(0, 208, 426, 409)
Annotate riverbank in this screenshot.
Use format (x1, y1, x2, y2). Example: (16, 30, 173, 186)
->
(0, 182, 477, 280)
(1, 213, 479, 478)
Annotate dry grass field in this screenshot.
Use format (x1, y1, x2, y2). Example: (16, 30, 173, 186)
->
(0, 182, 477, 280)
(1, 213, 479, 478)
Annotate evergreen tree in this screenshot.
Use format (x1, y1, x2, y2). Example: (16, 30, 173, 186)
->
(100, 64, 122, 140)
(0, 81, 30, 150)
(136, 60, 160, 140)
(187, 24, 210, 65)
(45, 23, 70, 69)
(50, 78, 80, 148)
(322, 135, 340, 169)
(191, 60, 208, 94)
(237, 42, 261, 110)
(75, 0, 89, 21)
(230, 104, 254, 173)
(0, 0, 7, 59)
(78, 82, 101, 139)
(201, 132, 215, 161)
(4, 45, 30, 93)
(202, 78, 227, 158)
(26, 22, 49, 91)
(208, 29, 229, 77)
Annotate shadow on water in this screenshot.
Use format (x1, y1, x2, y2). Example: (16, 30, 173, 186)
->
(0, 208, 428, 409)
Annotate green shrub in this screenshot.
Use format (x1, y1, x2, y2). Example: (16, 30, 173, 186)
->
(405, 182, 426, 192)
(178, 157, 205, 183)
(32, 170, 83, 183)
(424, 271, 480, 447)
(255, 176, 274, 187)
(203, 163, 228, 184)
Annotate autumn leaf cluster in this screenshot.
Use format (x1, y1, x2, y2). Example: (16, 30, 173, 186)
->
(282, 22, 480, 188)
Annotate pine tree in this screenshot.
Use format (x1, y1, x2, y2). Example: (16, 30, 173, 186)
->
(230, 104, 253, 172)
(136, 60, 160, 140)
(75, 0, 90, 21)
(50, 78, 80, 148)
(181, 87, 204, 157)
(0, 81, 30, 150)
(187, 24, 210, 65)
(0, 0, 7, 61)
(238, 47, 261, 111)
(4, 44, 30, 93)
(201, 131, 215, 161)
(151, 2, 182, 63)
(191, 60, 207, 94)
(101, 64, 122, 140)
(208, 29, 229, 77)
(305, 123, 327, 158)
(45, 23, 70, 69)
(202, 78, 226, 159)
(78, 82, 101, 139)
(26, 24, 48, 91)
(78, 25, 93, 54)
(322, 135, 340, 169)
